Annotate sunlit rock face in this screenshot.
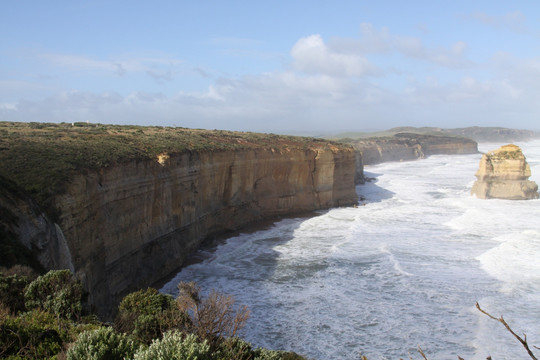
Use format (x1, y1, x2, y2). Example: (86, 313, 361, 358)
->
(471, 144, 539, 200)
(53, 147, 357, 318)
(352, 133, 478, 166)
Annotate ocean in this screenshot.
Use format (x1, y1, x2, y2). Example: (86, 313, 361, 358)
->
(162, 140, 540, 360)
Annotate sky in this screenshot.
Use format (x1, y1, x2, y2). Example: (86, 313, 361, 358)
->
(1, 1, 540, 135)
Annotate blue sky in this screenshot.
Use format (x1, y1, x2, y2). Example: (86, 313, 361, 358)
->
(1, 1, 539, 134)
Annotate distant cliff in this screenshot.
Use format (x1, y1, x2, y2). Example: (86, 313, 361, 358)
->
(471, 144, 539, 200)
(442, 127, 538, 142)
(343, 133, 478, 183)
(333, 126, 539, 143)
(0, 122, 357, 318)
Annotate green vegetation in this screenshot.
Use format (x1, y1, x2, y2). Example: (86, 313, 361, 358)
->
(66, 327, 138, 360)
(329, 126, 459, 140)
(115, 287, 187, 344)
(0, 121, 349, 214)
(330, 126, 539, 142)
(0, 267, 306, 359)
(132, 332, 211, 360)
(24, 269, 84, 321)
(1, 269, 99, 359)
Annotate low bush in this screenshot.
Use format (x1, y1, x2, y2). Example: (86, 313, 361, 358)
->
(115, 287, 189, 344)
(0, 264, 39, 280)
(133, 331, 211, 360)
(0, 272, 29, 314)
(24, 269, 83, 320)
(66, 326, 138, 360)
(177, 281, 250, 347)
(0, 309, 70, 359)
(214, 337, 254, 360)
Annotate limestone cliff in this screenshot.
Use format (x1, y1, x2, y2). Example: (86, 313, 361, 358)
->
(0, 123, 357, 318)
(471, 144, 539, 200)
(346, 133, 478, 182)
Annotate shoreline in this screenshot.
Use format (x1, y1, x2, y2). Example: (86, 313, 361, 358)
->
(152, 210, 329, 291)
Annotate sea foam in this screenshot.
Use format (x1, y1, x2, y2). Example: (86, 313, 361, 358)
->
(162, 140, 540, 360)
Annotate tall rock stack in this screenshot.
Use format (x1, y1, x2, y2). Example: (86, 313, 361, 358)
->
(471, 144, 539, 200)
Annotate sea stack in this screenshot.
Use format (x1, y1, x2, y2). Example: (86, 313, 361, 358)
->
(471, 144, 539, 200)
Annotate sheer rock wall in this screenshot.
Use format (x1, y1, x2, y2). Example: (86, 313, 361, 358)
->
(50, 147, 357, 318)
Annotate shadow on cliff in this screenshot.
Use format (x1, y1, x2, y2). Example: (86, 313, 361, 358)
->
(157, 213, 314, 292)
(160, 172, 396, 296)
(356, 171, 395, 203)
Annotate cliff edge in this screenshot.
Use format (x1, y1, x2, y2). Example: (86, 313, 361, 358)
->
(340, 133, 478, 183)
(471, 144, 539, 200)
(0, 122, 358, 318)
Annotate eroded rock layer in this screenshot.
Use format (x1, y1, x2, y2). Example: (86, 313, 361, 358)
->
(471, 144, 539, 200)
(0, 123, 358, 318)
(347, 133, 478, 183)
(57, 148, 356, 317)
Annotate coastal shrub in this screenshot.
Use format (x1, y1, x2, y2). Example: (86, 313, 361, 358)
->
(212, 337, 305, 360)
(0, 272, 29, 314)
(24, 269, 83, 320)
(66, 326, 138, 360)
(177, 281, 250, 347)
(214, 337, 254, 360)
(253, 349, 306, 360)
(133, 331, 212, 360)
(0, 309, 70, 359)
(1, 264, 39, 280)
(115, 287, 189, 344)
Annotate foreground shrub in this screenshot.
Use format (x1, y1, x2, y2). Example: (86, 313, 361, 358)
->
(253, 348, 307, 360)
(24, 269, 83, 320)
(177, 281, 250, 347)
(66, 326, 138, 360)
(133, 331, 211, 360)
(0, 309, 70, 359)
(207, 337, 305, 360)
(214, 337, 254, 360)
(0, 264, 39, 280)
(0, 272, 29, 314)
(115, 287, 189, 344)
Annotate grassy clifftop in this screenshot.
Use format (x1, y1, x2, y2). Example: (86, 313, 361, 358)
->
(0, 121, 348, 211)
(331, 126, 539, 142)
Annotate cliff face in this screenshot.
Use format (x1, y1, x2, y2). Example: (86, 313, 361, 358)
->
(471, 144, 539, 200)
(0, 123, 359, 318)
(0, 183, 74, 272)
(52, 147, 356, 318)
(350, 134, 478, 182)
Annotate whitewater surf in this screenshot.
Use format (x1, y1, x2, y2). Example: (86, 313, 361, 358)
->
(162, 140, 540, 360)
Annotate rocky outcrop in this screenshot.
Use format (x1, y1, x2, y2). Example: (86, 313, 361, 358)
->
(471, 144, 539, 200)
(354, 136, 425, 165)
(42, 147, 356, 318)
(348, 133, 478, 182)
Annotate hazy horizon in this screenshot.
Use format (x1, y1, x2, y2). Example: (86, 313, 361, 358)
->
(2, 1, 540, 134)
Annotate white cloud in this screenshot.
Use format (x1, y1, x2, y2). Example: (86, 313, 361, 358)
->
(291, 34, 379, 77)
(3, 25, 540, 133)
(39, 52, 183, 80)
(468, 11, 528, 33)
(39, 53, 115, 72)
(330, 23, 472, 69)
(0, 102, 17, 110)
